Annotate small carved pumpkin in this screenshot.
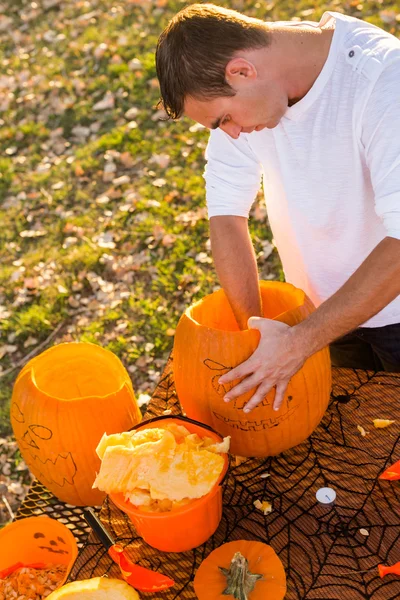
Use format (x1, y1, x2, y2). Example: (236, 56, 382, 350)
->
(0, 516, 78, 584)
(11, 342, 141, 506)
(194, 540, 286, 600)
(173, 281, 331, 457)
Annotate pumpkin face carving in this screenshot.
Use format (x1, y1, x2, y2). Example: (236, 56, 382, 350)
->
(11, 342, 141, 506)
(173, 281, 331, 457)
(0, 516, 78, 581)
(12, 406, 78, 490)
(32, 531, 69, 555)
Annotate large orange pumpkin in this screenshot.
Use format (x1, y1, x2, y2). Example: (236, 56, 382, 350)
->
(11, 342, 141, 506)
(173, 281, 331, 457)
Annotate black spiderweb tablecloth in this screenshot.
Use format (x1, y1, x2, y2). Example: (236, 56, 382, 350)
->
(66, 357, 400, 599)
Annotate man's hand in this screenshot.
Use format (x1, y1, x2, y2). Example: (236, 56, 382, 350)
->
(218, 317, 308, 413)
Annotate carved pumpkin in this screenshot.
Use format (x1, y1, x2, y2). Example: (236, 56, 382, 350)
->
(47, 577, 140, 599)
(173, 281, 331, 457)
(193, 540, 286, 600)
(0, 516, 78, 585)
(11, 342, 141, 506)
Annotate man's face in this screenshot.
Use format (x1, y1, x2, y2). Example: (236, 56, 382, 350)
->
(184, 78, 289, 139)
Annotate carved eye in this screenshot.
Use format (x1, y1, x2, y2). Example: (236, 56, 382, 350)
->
(34, 532, 45, 539)
(57, 536, 66, 544)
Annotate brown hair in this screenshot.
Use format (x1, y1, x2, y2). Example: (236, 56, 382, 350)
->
(156, 3, 270, 119)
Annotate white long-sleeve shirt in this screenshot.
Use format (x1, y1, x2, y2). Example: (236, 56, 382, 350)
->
(204, 11, 400, 327)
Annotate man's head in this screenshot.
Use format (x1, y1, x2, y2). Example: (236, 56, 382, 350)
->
(156, 3, 273, 131)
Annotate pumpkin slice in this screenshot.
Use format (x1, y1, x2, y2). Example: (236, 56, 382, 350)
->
(47, 577, 140, 599)
(193, 540, 286, 600)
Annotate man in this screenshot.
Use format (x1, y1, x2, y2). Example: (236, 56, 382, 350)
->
(155, 4, 400, 413)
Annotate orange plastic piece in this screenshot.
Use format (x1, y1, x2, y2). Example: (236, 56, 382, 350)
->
(110, 416, 229, 552)
(11, 342, 141, 506)
(0, 516, 78, 585)
(378, 561, 400, 578)
(108, 544, 175, 591)
(379, 460, 400, 480)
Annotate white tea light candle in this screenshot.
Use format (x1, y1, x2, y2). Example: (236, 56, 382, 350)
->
(316, 487, 336, 504)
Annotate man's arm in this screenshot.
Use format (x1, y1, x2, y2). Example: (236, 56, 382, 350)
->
(219, 236, 400, 412)
(292, 236, 400, 356)
(210, 215, 262, 330)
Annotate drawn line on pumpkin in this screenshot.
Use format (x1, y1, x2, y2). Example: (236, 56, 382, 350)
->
(24, 451, 78, 487)
(11, 402, 25, 423)
(22, 429, 40, 449)
(233, 396, 272, 410)
(204, 359, 233, 371)
(29, 424, 53, 439)
(212, 404, 300, 431)
(204, 358, 234, 396)
(38, 546, 69, 554)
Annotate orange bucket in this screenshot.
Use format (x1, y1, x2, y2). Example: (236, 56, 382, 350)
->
(110, 415, 229, 552)
(0, 516, 78, 583)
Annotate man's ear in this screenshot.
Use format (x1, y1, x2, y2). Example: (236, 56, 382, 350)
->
(225, 57, 257, 86)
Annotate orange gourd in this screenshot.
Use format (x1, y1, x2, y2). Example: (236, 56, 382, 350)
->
(193, 540, 286, 600)
(11, 342, 141, 506)
(173, 281, 331, 457)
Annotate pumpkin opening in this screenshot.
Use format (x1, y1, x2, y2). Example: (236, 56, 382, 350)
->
(188, 283, 306, 332)
(31, 344, 129, 400)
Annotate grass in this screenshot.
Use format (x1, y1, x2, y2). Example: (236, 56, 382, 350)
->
(0, 0, 398, 437)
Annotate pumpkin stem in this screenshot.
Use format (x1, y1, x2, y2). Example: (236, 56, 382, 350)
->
(219, 552, 263, 600)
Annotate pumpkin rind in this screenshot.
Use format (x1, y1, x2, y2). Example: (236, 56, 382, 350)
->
(11, 342, 142, 506)
(193, 540, 286, 600)
(47, 577, 140, 599)
(174, 281, 331, 457)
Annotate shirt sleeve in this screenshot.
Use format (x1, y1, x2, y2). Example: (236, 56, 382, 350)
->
(203, 128, 263, 219)
(361, 58, 400, 239)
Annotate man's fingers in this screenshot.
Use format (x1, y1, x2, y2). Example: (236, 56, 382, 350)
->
(247, 316, 263, 331)
(219, 358, 255, 384)
(273, 380, 289, 411)
(223, 372, 262, 402)
(243, 382, 274, 413)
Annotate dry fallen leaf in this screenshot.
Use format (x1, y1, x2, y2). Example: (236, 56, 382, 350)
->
(373, 419, 395, 429)
(137, 393, 151, 408)
(93, 91, 115, 111)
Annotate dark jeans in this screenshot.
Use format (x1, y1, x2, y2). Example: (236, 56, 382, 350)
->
(330, 322, 400, 372)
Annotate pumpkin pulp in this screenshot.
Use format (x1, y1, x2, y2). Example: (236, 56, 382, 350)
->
(220, 552, 263, 600)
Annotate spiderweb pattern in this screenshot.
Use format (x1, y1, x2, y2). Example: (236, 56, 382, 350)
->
(15, 480, 92, 548)
(69, 359, 400, 599)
